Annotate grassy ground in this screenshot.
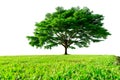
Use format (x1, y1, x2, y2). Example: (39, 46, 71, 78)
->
(0, 55, 120, 80)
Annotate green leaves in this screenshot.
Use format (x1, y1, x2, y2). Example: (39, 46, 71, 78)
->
(69, 46, 76, 49)
(27, 6, 111, 54)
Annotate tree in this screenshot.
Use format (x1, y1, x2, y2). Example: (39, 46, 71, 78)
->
(27, 6, 111, 55)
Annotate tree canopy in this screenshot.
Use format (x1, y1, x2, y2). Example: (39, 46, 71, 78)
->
(27, 6, 111, 55)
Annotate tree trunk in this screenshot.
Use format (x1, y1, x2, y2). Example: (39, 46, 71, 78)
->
(64, 47, 67, 55)
(64, 40, 68, 55)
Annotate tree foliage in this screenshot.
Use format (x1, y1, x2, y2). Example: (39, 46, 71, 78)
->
(27, 6, 111, 55)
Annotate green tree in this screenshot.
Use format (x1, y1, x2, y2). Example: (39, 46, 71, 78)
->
(27, 6, 111, 55)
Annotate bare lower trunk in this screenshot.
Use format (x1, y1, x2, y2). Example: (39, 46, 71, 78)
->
(64, 47, 67, 55)
(64, 39, 68, 55)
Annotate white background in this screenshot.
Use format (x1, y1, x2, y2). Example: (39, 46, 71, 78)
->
(0, 0, 120, 56)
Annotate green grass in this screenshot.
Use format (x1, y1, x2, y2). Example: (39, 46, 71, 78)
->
(0, 55, 120, 80)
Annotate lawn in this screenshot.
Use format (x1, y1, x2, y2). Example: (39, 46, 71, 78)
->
(0, 55, 120, 80)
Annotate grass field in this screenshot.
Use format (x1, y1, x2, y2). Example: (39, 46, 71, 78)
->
(0, 55, 120, 80)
